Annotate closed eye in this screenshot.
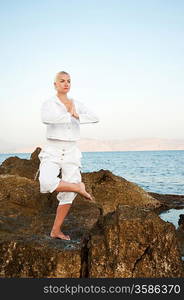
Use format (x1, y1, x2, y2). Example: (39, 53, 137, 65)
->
(60, 80, 71, 83)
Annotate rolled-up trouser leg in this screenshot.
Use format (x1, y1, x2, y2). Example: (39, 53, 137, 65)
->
(38, 143, 82, 204)
(39, 159, 61, 193)
(57, 163, 82, 205)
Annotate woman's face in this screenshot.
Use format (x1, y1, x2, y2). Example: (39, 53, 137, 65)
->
(54, 74, 71, 94)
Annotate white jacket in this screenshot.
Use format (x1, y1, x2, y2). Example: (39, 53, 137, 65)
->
(41, 95, 99, 141)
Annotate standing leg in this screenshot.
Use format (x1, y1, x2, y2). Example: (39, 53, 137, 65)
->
(50, 180, 92, 240)
(50, 204, 71, 240)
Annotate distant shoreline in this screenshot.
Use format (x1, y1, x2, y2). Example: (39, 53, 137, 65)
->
(1, 138, 184, 154)
(1, 149, 184, 155)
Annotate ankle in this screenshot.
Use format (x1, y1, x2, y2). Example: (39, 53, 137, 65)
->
(51, 228, 60, 234)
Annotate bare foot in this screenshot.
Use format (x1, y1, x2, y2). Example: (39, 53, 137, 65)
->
(78, 182, 93, 200)
(50, 231, 70, 240)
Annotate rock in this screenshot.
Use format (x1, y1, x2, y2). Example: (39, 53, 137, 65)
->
(178, 214, 184, 228)
(0, 174, 49, 217)
(0, 147, 41, 180)
(82, 170, 161, 214)
(0, 237, 82, 278)
(0, 174, 101, 277)
(0, 200, 100, 277)
(0, 196, 100, 277)
(86, 205, 183, 278)
(149, 192, 184, 210)
(0, 148, 162, 214)
(0, 150, 183, 278)
(176, 214, 184, 257)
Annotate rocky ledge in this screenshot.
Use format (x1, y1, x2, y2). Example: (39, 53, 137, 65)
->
(0, 148, 183, 277)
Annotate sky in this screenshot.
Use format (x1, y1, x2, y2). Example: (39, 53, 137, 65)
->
(0, 0, 184, 152)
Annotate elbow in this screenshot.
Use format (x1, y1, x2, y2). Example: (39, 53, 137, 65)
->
(92, 115, 100, 123)
(42, 118, 48, 124)
(79, 113, 99, 124)
(41, 116, 51, 124)
(92, 119, 99, 124)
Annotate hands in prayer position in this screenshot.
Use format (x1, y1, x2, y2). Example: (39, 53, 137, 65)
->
(66, 101, 79, 119)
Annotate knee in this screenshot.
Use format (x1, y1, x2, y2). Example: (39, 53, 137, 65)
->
(62, 170, 81, 184)
(39, 174, 60, 193)
(57, 191, 77, 205)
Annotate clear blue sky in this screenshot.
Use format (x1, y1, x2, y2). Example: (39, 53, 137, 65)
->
(0, 0, 184, 151)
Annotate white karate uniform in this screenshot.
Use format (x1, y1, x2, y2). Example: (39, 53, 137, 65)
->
(38, 95, 99, 205)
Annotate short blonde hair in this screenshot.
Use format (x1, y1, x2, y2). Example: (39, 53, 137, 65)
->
(54, 71, 70, 82)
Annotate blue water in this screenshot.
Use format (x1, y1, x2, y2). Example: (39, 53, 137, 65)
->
(0, 150, 184, 228)
(160, 209, 183, 229)
(82, 150, 184, 195)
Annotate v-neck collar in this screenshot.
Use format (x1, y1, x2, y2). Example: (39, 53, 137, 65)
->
(54, 95, 73, 111)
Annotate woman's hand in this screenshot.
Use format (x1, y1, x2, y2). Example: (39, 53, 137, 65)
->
(68, 102, 79, 119)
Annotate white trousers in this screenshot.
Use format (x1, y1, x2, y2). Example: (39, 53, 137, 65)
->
(38, 141, 82, 205)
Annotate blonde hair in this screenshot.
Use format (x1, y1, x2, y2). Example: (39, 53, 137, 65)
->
(54, 71, 70, 82)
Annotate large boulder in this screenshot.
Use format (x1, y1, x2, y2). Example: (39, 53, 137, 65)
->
(0, 147, 41, 179)
(86, 205, 183, 278)
(0, 237, 82, 278)
(0, 196, 100, 278)
(82, 170, 161, 214)
(0, 174, 101, 278)
(0, 174, 48, 217)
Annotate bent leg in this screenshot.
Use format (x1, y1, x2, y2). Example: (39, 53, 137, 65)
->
(39, 154, 85, 195)
(57, 164, 92, 205)
(39, 159, 61, 193)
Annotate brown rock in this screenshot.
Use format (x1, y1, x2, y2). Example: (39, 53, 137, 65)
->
(86, 205, 183, 278)
(149, 192, 184, 210)
(176, 214, 184, 257)
(0, 147, 41, 180)
(178, 214, 184, 228)
(0, 150, 183, 278)
(0, 237, 81, 278)
(0, 175, 101, 278)
(82, 170, 161, 214)
(0, 174, 49, 217)
(0, 148, 162, 214)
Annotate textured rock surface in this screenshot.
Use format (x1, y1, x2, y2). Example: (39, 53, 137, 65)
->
(0, 238, 82, 278)
(0, 147, 41, 179)
(82, 170, 161, 214)
(176, 214, 184, 257)
(0, 175, 101, 278)
(0, 174, 48, 217)
(86, 205, 183, 278)
(0, 149, 183, 277)
(149, 192, 184, 210)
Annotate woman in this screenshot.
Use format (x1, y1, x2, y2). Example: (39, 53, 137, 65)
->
(38, 71, 99, 240)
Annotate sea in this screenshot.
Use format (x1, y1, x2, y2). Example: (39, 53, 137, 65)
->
(0, 150, 184, 229)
